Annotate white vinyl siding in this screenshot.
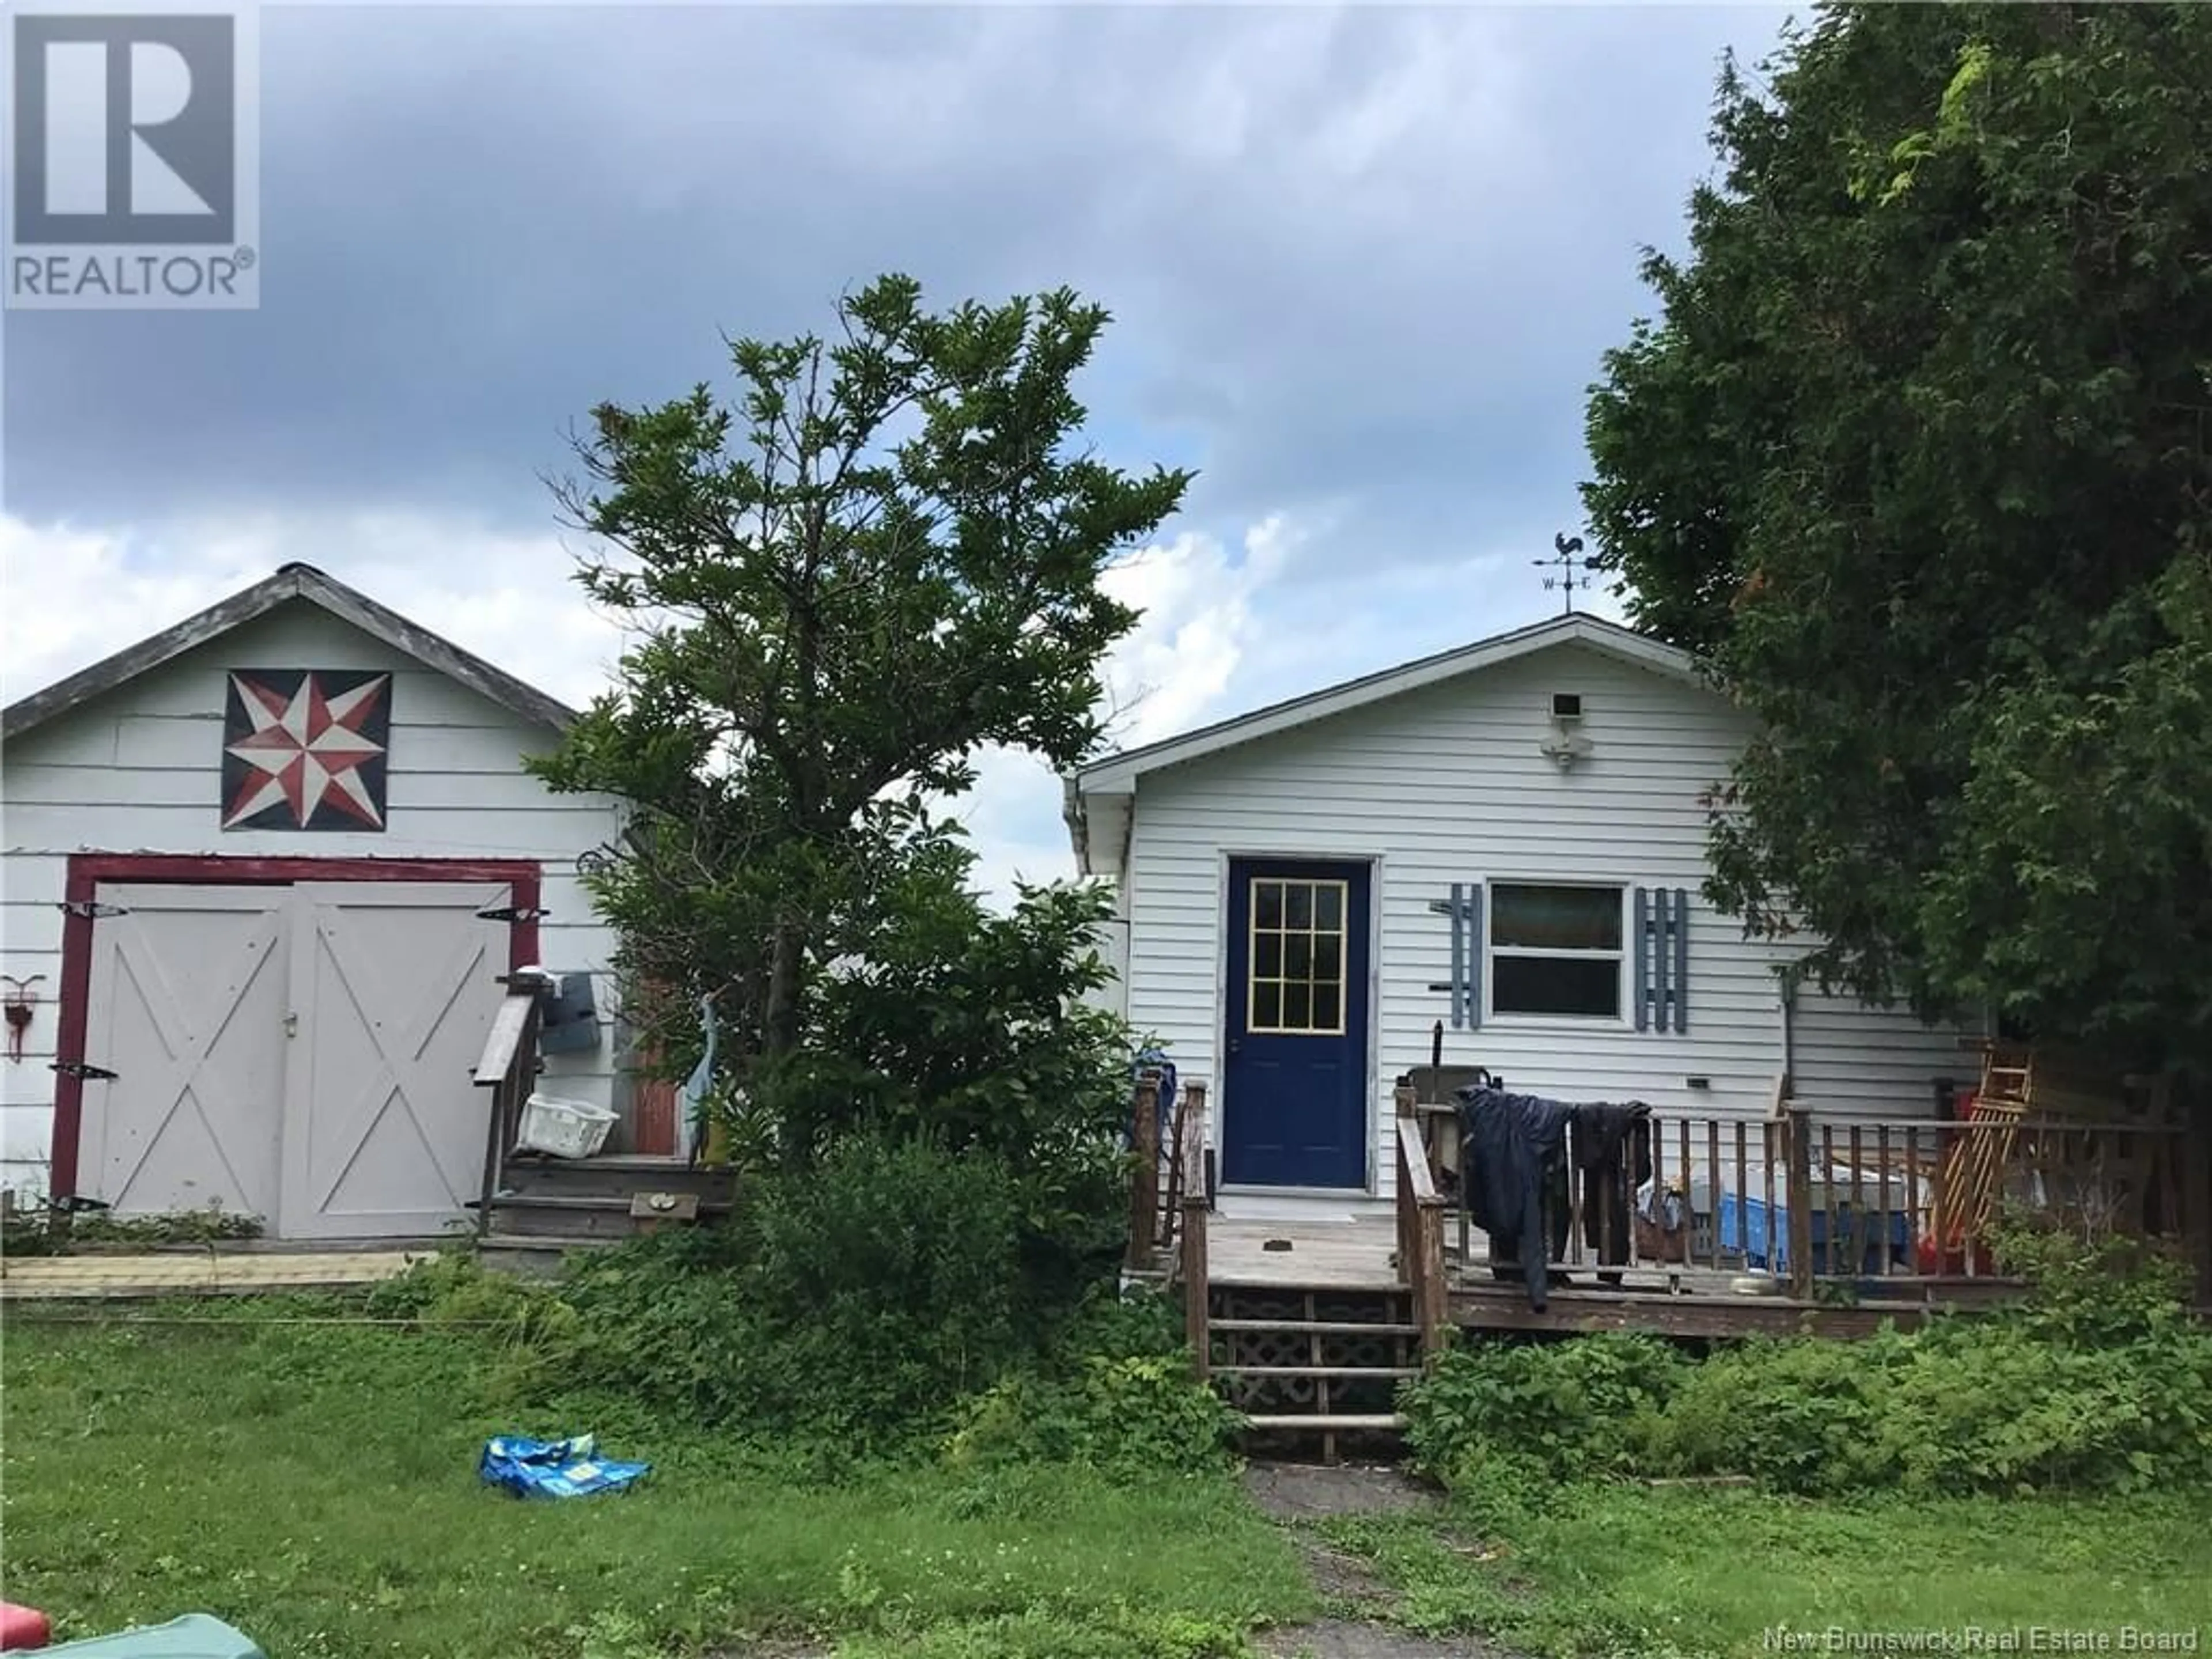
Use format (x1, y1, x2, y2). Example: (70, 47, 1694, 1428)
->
(1789, 983, 1983, 1119)
(1115, 640, 1979, 1204)
(0, 600, 627, 1198)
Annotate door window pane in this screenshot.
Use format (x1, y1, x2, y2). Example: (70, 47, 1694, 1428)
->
(1256, 881, 1283, 929)
(1251, 980, 1282, 1031)
(1246, 876, 1351, 1035)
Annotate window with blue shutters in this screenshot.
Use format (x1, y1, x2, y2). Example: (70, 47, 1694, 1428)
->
(1431, 881, 1689, 1029)
(1433, 881, 1643, 1024)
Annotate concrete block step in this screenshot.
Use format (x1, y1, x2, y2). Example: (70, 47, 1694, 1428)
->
(1241, 1412, 1408, 1432)
(475, 1233, 608, 1277)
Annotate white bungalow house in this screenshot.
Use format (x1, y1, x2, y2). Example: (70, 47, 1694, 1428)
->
(0, 564, 645, 1234)
(1063, 612, 1983, 1218)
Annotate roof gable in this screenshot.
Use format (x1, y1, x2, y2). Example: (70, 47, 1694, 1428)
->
(1070, 612, 1706, 797)
(1, 562, 579, 742)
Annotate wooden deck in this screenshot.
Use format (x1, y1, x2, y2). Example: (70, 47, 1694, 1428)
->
(1206, 1214, 2008, 1338)
(1210, 1217, 1401, 1291)
(1119, 1065, 2212, 1451)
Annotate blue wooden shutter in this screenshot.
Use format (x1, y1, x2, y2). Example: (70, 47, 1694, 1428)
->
(1464, 884, 1484, 1030)
(1635, 887, 1690, 1033)
(1634, 888, 1650, 1031)
(1673, 888, 1690, 1032)
(1428, 883, 1484, 1029)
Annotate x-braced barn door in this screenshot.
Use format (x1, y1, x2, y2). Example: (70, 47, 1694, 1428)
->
(280, 883, 508, 1239)
(77, 885, 293, 1221)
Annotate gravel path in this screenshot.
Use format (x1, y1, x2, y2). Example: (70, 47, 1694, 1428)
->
(1243, 1463, 1516, 1659)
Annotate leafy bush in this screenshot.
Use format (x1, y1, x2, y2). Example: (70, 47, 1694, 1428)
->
(1993, 1218, 2204, 1346)
(1400, 1333, 1690, 1486)
(1, 1201, 264, 1255)
(373, 1135, 1122, 1459)
(943, 1354, 1242, 1480)
(753, 875, 1135, 1245)
(1403, 1236, 2212, 1498)
(729, 1131, 1038, 1438)
(1648, 1330, 1911, 1492)
(1039, 1281, 1189, 1371)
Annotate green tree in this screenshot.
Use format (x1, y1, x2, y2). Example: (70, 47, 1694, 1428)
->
(1582, 3, 2212, 1066)
(534, 274, 1187, 1109)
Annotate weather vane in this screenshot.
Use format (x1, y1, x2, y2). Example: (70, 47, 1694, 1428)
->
(1535, 532, 1589, 615)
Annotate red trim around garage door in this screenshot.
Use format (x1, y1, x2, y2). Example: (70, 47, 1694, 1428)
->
(48, 854, 543, 1202)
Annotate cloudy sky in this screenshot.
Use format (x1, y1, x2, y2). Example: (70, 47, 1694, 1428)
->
(1, 2, 1793, 904)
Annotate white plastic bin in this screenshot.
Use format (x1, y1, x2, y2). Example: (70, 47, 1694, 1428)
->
(514, 1092, 618, 1160)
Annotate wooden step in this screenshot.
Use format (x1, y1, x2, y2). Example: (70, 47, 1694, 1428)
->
(1241, 1412, 1407, 1432)
(485, 1192, 728, 1241)
(1214, 1365, 1419, 1380)
(1210, 1318, 1419, 1335)
(499, 1154, 737, 1202)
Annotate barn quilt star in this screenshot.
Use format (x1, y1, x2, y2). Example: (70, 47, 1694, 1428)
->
(222, 670, 392, 830)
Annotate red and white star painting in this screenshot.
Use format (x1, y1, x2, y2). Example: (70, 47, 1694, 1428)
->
(221, 669, 393, 831)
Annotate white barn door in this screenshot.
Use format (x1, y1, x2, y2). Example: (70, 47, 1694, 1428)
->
(78, 884, 292, 1222)
(75, 880, 510, 1238)
(281, 883, 505, 1239)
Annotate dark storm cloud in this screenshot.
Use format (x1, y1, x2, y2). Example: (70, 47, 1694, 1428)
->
(3, 5, 1791, 575)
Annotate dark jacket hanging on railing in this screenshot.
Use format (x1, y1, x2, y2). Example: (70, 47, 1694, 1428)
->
(1455, 1084, 1576, 1308)
(1572, 1101, 1653, 1281)
(1455, 1085, 1654, 1310)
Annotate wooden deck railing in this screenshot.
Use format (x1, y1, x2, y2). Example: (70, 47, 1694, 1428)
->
(1563, 1107, 2191, 1296)
(1403, 1072, 2198, 1302)
(472, 972, 547, 1235)
(1173, 1081, 1211, 1378)
(1392, 1090, 1450, 1359)
(1126, 1067, 1165, 1272)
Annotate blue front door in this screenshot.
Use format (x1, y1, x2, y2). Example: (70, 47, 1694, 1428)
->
(1221, 858, 1372, 1189)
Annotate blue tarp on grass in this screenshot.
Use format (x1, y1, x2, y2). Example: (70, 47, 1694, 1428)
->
(479, 1434, 650, 1499)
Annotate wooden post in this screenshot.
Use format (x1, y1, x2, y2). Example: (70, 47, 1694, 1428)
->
(1394, 1082, 1418, 1285)
(1395, 1112, 1449, 1363)
(473, 984, 541, 1238)
(1786, 1103, 1815, 1299)
(1126, 1067, 1162, 1271)
(1416, 1199, 1448, 1358)
(1179, 1080, 1211, 1378)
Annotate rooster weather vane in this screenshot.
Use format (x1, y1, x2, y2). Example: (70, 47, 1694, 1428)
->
(1535, 533, 1590, 616)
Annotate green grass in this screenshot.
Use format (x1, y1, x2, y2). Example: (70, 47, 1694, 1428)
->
(1322, 1480, 2212, 1659)
(1, 1312, 1310, 1658)
(13, 1308, 2212, 1659)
